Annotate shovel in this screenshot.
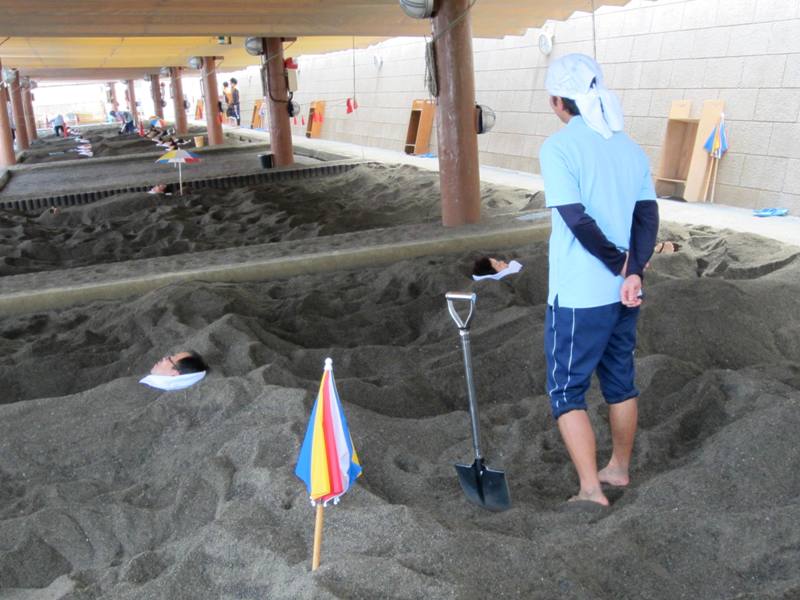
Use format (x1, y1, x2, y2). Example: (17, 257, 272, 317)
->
(446, 291, 511, 512)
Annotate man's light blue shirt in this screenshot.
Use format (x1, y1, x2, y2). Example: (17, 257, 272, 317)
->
(540, 115, 656, 309)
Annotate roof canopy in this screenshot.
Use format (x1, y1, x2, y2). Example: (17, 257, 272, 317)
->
(0, 0, 628, 80)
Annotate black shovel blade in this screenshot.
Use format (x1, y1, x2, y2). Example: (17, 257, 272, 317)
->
(455, 459, 511, 512)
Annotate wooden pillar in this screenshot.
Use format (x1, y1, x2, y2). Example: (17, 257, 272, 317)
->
(433, 0, 481, 226)
(23, 86, 37, 141)
(170, 67, 188, 135)
(126, 80, 139, 125)
(150, 75, 164, 119)
(9, 73, 29, 150)
(202, 57, 224, 146)
(263, 38, 294, 166)
(108, 82, 119, 113)
(0, 64, 16, 166)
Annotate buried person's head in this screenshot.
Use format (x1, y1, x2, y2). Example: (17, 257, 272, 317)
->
(473, 256, 509, 276)
(150, 350, 208, 376)
(140, 350, 209, 391)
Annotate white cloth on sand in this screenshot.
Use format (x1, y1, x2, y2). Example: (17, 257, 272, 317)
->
(472, 260, 523, 281)
(139, 371, 206, 391)
(544, 53, 624, 139)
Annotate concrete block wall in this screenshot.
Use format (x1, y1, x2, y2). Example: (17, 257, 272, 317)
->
(232, 0, 800, 212)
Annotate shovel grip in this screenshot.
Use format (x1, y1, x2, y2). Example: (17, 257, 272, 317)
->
(446, 291, 476, 330)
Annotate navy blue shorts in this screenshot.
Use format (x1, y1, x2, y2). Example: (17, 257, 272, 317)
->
(544, 297, 640, 420)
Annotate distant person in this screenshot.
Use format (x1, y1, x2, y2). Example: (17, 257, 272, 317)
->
(51, 113, 65, 137)
(229, 78, 241, 126)
(539, 54, 659, 506)
(139, 350, 209, 391)
(118, 110, 135, 134)
(218, 81, 227, 121)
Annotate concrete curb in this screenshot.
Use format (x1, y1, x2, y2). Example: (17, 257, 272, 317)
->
(0, 159, 370, 212)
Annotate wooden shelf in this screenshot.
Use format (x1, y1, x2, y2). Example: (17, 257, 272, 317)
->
(404, 99, 435, 155)
(305, 100, 325, 138)
(656, 99, 724, 202)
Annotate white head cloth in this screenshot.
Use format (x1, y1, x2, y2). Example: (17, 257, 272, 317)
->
(139, 371, 206, 391)
(472, 260, 523, 282)
(545, 53, 624, 139)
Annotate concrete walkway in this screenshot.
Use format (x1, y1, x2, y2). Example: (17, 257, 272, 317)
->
(231, 126, 799, 249)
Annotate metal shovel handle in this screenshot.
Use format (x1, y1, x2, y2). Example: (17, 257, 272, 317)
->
(446, 291, 476, 330)
(445, 291, 483, 461)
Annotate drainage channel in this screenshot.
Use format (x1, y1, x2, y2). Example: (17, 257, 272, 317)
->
(0, 160, 370, 213)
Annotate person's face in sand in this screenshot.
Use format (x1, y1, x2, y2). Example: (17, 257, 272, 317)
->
(150, 352, 192, 376)
(489, 258, 508, 272)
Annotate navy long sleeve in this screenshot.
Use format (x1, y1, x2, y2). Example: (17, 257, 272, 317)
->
(556, 203, 627, 275)
(627, 200, 659, 278)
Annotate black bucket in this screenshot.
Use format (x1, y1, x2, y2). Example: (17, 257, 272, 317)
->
(258, 153, 274, 169)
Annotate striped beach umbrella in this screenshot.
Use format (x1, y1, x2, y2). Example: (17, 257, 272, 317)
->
(155, 149, 201, 195)
(701, 113, 729, 202)
(703, 113, 729, 159)
(295, 357, 362, 569)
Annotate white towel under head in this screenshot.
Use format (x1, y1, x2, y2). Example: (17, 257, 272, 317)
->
(139, 371, 206, 391)
(472, 260, 523, 281)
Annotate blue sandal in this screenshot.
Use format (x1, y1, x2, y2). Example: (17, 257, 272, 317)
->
(753, 208, 789, 217)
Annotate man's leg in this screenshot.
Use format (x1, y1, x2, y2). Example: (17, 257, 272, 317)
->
(599, 397, 637, 486)
(597, 305, 641, 486)
(545, 301, 615, 506)
(558, 410, 608, 505)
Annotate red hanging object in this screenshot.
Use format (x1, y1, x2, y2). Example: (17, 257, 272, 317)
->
(293, 116, 298, 125)
(346, 98, 353, 114)
(301, 115, 306, 125)
(353, 98, 358, 110)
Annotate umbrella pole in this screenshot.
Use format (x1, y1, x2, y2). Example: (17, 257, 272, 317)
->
(708, 157, 719, 204)
(179, 163, 183, 196)
(312, 503, 324, 570)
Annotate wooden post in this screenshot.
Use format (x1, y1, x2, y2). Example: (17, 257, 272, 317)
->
(0, 68, 17, 166)
(150, 75, 164, 119)
(311, 503, 324, 571)
(202, 57, 224, 146)
(126, 80, 139, 126)
(433, 0, 481, 227)
(9, 73, 29, 150)
(263, 37, 294, 167)
(171, 68, 188, 135)
(22, 87, 37, 141)
(108, 82, 119, 113)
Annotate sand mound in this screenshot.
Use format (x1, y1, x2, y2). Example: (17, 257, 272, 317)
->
(1, 222, 799, 599)
(0, 164, 531, 277)
(20, 128, 207, 165)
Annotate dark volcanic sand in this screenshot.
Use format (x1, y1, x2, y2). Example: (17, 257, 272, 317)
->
(0, 219, 799, 599)
(0, 164, 532, 277)
(21, 127, 208, 165)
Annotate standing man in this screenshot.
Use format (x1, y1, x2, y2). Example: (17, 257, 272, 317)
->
(539, 54, 659, 506)
(51, 113, 65, 137)
(229, 77, 241, 126)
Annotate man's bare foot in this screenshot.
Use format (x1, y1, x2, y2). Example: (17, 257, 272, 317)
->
(598, 465, 629, 487)
(568, 487, 609, 506)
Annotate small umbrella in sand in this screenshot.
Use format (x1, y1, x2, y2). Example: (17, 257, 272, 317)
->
(155, 149, 201, 196)
(294, 358, 362, 570)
